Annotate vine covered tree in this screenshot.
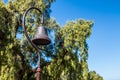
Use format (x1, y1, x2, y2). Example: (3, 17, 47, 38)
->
(0, 0, 103, 80)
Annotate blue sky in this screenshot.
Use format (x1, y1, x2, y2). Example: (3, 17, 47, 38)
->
(50, 0, 120, 80)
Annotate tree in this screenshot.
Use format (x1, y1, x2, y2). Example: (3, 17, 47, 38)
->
(0, 0, 103, 80)
(45, 20, 103, 80)
(0, 0, 55, 80)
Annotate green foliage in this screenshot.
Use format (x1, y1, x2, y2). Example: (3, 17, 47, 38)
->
(44, 20, 102, 80)
(0, 0, 55, 80)
(88, 71, 104, 80)
(0, 0, 103, 80)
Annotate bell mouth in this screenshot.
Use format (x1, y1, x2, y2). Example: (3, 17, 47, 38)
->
(32, 38, 51, 45)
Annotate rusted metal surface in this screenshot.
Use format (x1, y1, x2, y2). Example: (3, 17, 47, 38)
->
(32, 26, 51, 45)
(22, 7, 51, 80)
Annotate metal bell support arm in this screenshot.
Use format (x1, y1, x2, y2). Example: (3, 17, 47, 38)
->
(22, 7, 44, 80)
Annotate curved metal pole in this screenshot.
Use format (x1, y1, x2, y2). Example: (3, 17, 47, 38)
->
(22, 7, 44, 80)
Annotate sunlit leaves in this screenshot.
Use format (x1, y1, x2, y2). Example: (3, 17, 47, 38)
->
(88, 71, 103, 80)
(0, 0, 55, 80)
(59, 19, 93, 61)
(45, 19, 103, 80)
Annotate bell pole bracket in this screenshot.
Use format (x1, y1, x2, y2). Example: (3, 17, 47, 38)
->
(22, 7, 49, 80)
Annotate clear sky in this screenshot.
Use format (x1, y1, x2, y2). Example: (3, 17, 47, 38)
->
(50, 0, 120, 80)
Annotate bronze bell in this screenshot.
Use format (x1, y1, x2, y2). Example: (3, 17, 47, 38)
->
(32, 26, 51, 45)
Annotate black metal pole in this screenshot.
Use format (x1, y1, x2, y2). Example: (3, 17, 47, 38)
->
(22, 7, 44, 80)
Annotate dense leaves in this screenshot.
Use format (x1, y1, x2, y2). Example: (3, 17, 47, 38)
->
(0, 0, 103, 80)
